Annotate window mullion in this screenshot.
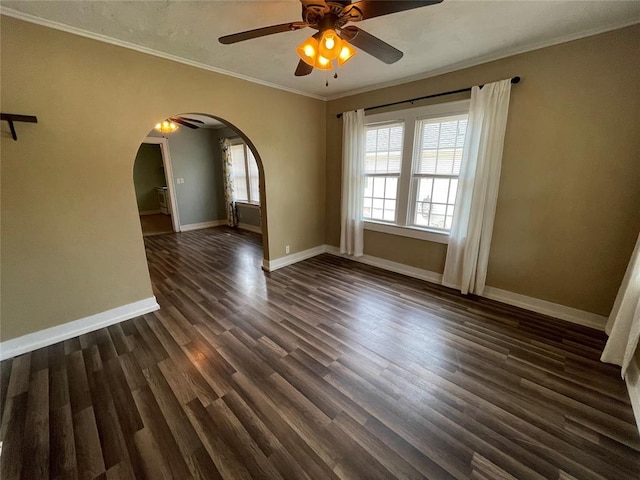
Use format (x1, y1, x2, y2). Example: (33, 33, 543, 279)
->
(395, 118, 414, 226)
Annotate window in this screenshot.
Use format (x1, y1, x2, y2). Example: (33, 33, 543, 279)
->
(363, 100, 469, 241)
(229, 139, 260, 204)
(364, 122, 403, 222)
(412, 115, 467, 231)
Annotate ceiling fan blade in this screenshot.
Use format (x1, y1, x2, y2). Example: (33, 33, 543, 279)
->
(341, 26, 403, 64)
(219, 22, 307, 44)
(343, 0, 443, 21)
(295, 59, 314, 77)
(170, 117, 199, 129)
(177, 116, 205, 124)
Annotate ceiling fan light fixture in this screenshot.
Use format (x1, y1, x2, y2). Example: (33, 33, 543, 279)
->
(337, 40, 357, 66)
(318, 29, 342, 60)
(155, 120, 179, 134)
(314, 54, 332, 70)
(296, 36, 319, 66)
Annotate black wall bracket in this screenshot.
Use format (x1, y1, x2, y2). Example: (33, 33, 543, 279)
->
(1, 113, 38, 141)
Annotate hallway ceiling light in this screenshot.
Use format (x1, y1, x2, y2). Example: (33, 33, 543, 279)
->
(155, 120, 179, 134)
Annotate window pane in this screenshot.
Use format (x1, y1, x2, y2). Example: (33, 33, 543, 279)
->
(363, 197, 373, 218)
(417, 178, 433, 203)
(230, 144, 248, 202)
(412, 177, 458, 231)
(436, 149, 454, 174)
(247, 148, 260, 203)
(365, 123, 403, 174)
(445, 216, 453, 230)
(384, 199, 396, 213)
(448, 179, 458, 204)
(373, 177, 385, 198)
(364, 176, 373, 197)
(363, 174, 399, 221)
(412, 114, 467, 232)
(415, 115, 468, 176)
(432, 178, 450, 203)
(385, 177, 398, 199)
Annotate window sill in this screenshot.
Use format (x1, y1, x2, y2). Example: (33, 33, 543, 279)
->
(235, 201, 260, 209)
(364, 221, 449, 244)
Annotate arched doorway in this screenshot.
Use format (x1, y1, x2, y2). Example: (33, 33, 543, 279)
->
(132, 112, 268, 263)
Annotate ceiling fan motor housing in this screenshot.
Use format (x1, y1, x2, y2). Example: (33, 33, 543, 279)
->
(302, 1, 363, 29)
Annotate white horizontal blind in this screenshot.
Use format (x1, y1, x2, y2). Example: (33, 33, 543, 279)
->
(230, 144, 248, 202)
(364, 122, 403, 222)
(230, 142, 260, 204)
(412, 114, 468, 231)
(247, 148, 260, 203)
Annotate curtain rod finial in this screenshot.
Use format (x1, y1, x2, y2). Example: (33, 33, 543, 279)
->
(511, 76, 521, 84)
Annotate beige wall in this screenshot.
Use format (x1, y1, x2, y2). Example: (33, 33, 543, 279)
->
(0, 16, 326, 340)
(326, 25, 640, 316)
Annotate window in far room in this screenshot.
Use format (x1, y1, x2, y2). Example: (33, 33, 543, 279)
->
(229, 139, 260, 204)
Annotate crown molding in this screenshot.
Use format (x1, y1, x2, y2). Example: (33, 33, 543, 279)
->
(325, 17, 640, 101)
(0, 7, 325, 101)
(2, 7, 639, 103)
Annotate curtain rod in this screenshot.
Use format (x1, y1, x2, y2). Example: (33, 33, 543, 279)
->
(336, 76, 520, 119)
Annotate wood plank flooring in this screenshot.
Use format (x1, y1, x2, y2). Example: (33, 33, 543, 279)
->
(1, 226, 638, 479)
(139, 214, 173, 237)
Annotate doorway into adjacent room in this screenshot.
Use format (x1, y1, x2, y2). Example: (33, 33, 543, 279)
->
(133, 137, 179, 236)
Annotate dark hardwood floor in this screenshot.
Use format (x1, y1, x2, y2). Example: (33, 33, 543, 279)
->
(1, 226, 639, 479)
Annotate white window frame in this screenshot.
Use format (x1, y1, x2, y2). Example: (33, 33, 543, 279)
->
(229, 137, 260, 205)
(363, 100, 470, 244)
(363, 120, 404, 223)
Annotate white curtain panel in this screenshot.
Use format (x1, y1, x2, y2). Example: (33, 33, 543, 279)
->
(442, 79, 512, 295)
(601, 232, 640, 378)
(339, 109, 365, 257)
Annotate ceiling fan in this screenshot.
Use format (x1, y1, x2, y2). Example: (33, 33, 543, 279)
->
(168, 116, 205, 129)
(219, 0, 444, 76)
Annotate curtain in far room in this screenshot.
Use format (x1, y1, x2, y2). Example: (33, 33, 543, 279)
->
(219, 138, 238, 227)
(340, 109, 365, 257)
(442, 79, 512, 295)
(601, 232, 640, 378)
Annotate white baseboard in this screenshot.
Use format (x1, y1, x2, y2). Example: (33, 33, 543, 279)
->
(483, 286, 607, 331)
(238, 223, 262, 234)
(180, 219, 226, 232)
(626, 360, 640, 434)
(139, 209, 162, 216)
(0, 297, 159, 360)
(324, 245, 444, 284)
(262, 245, 327, 272)
(324, 245, 606, 331)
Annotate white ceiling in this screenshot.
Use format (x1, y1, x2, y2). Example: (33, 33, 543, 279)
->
(3, 1, 639, 99)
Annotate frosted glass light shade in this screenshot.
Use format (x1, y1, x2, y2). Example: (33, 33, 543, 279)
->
(318, 29, 342, 60)
(337, 41, 357, 66)
(296, 37, 319, 66)
(314, 55, 332, 70)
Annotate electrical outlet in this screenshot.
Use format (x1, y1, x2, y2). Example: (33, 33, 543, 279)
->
(285, 245, 290, 254)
